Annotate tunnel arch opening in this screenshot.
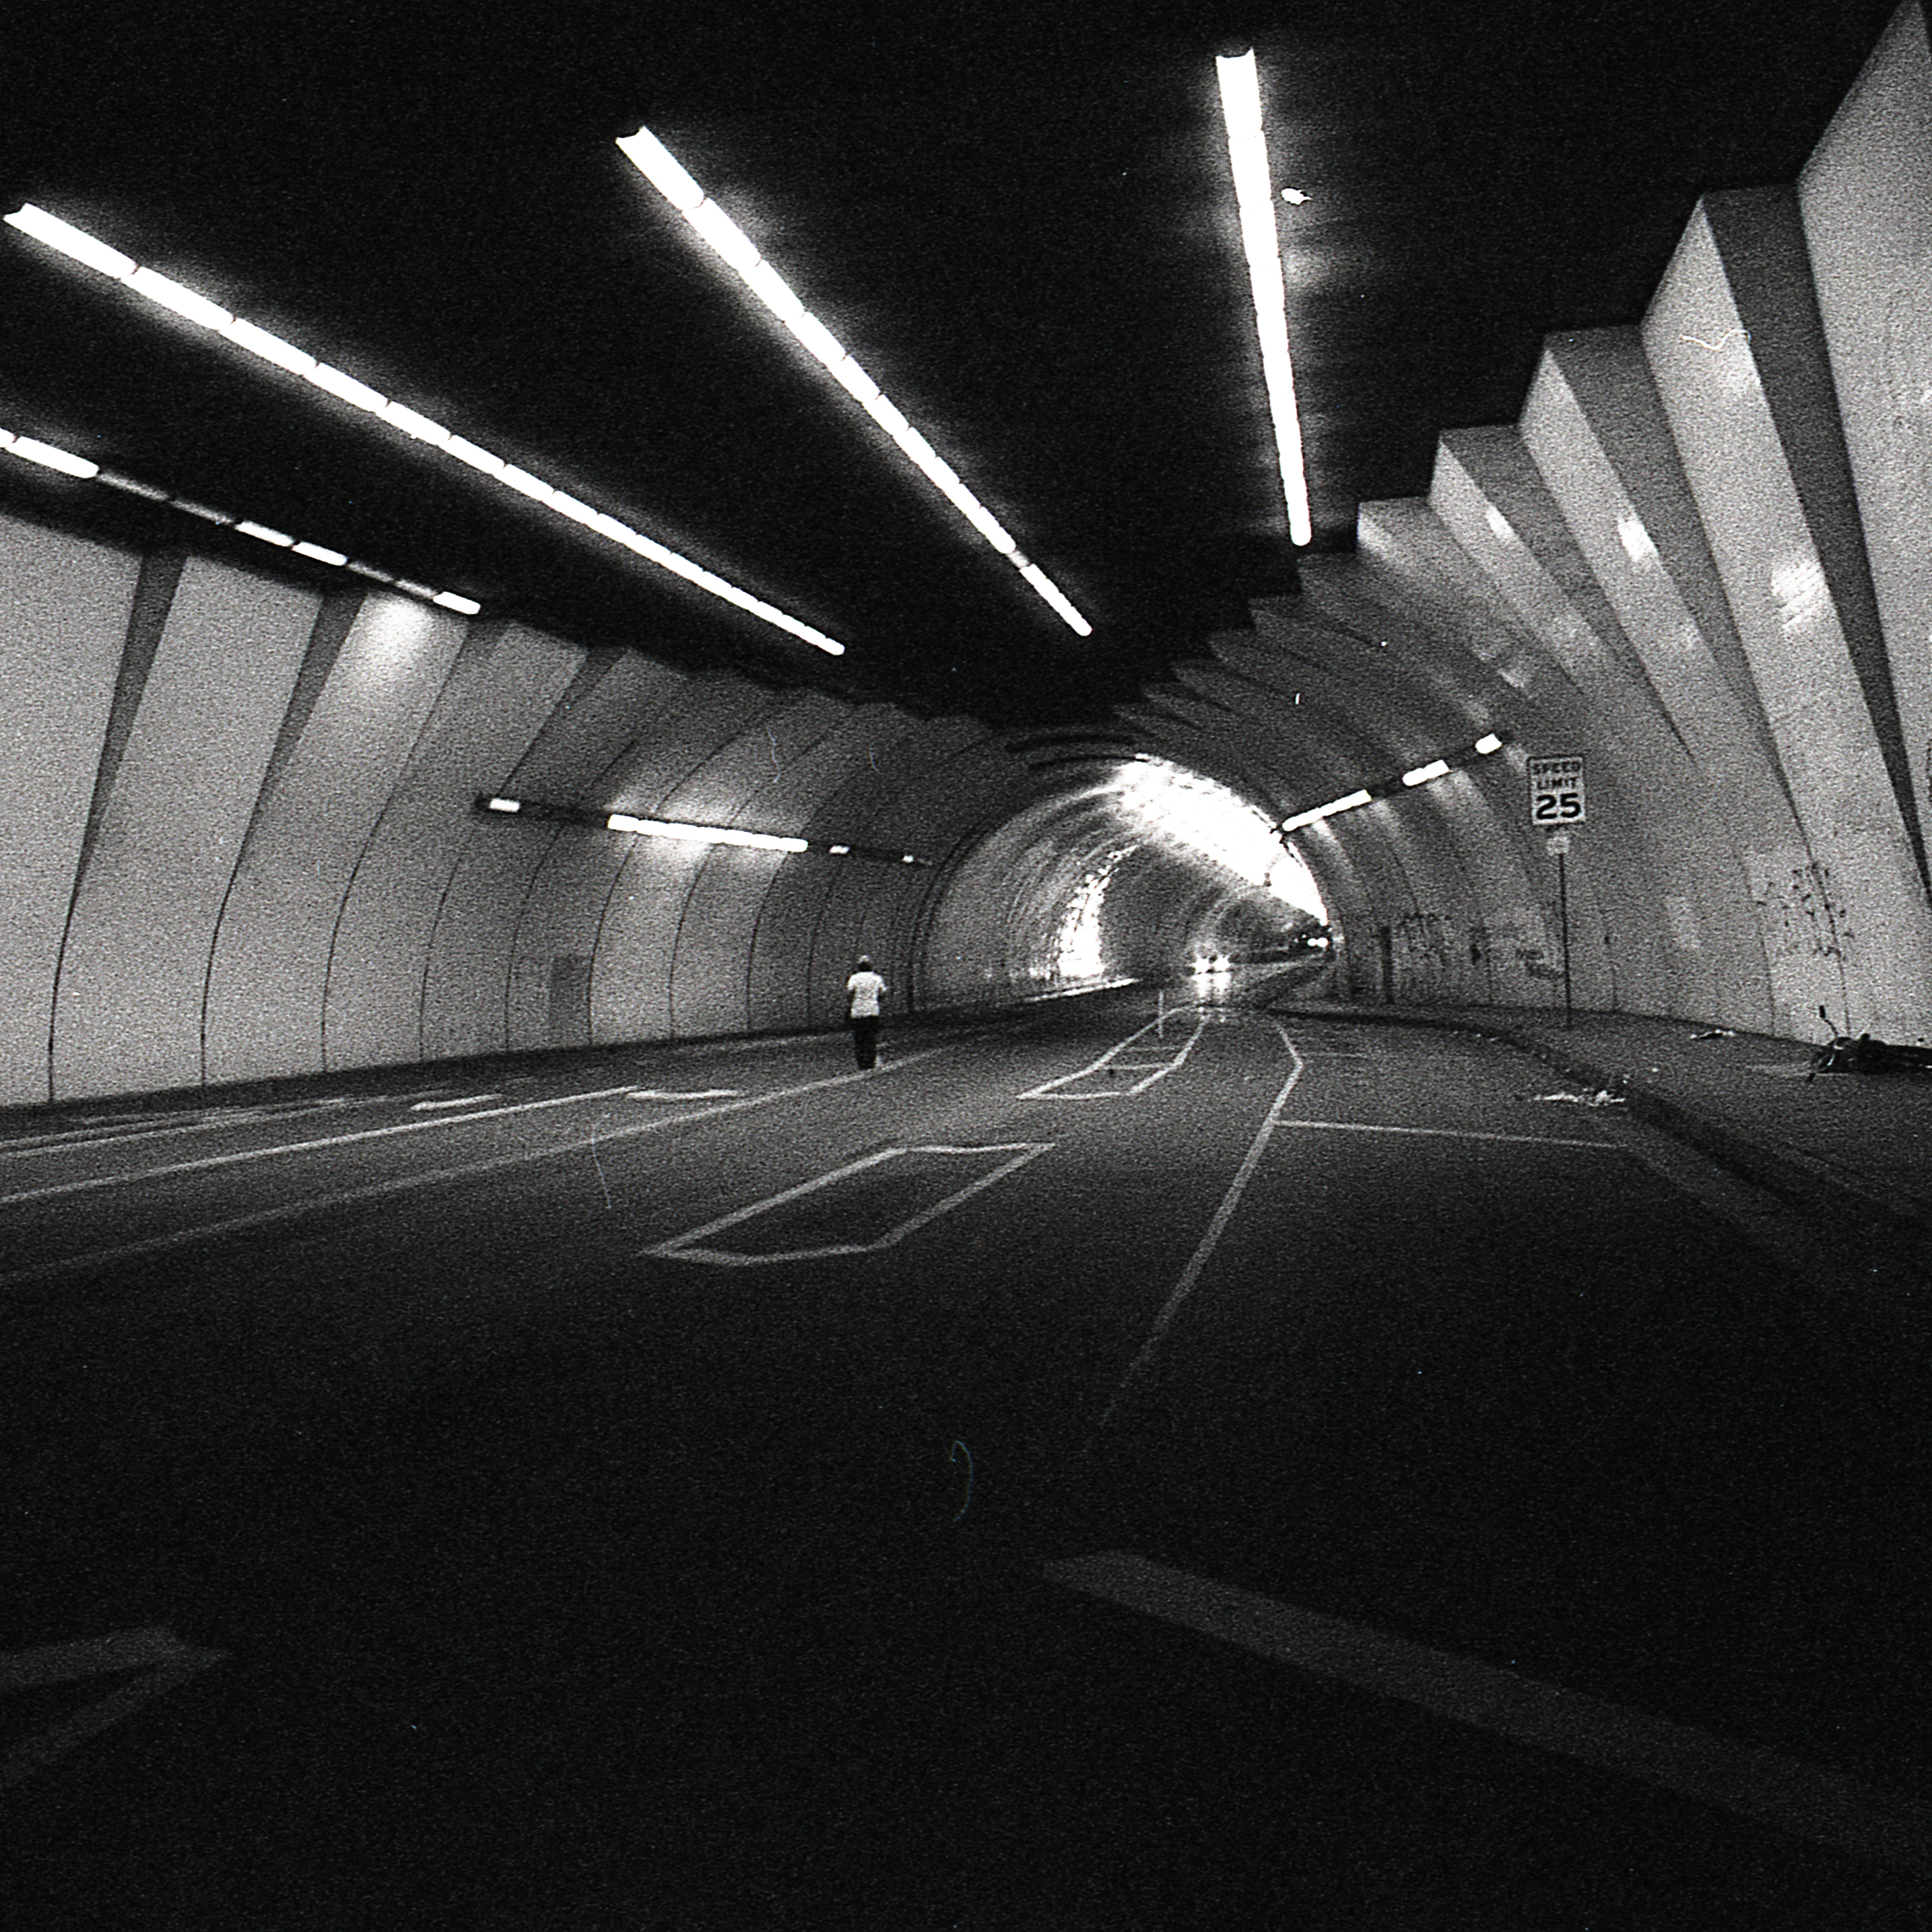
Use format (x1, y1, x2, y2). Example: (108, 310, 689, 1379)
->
(916, 756, 1329, 1009)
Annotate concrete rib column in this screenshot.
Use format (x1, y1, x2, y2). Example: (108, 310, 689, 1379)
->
(1645, 187, 1932, 1036)
(0, 517, 140, 1105)
(1799, 1, 1932, 914)
(1432, 428, 1729, 1021)
(321, 620, 583, 1071)
(51, 559, 319, 1100)
(203, 592, 467, 1085)
(1521, 329, 1805, 1031)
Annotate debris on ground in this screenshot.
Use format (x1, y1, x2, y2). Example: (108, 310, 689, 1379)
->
(1690, 1028, 1737, 1040)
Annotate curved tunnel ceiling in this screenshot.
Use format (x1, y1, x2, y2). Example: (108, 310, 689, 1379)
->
(0, 0, 1901, 732)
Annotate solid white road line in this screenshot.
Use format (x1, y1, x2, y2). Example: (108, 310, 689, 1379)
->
(1090, 1018, 1304, 1440)
(0, 1081, 651, 1211)
(0, 1048, 948, 1290)
(1045, 1550, 1932, 1876)
(1271, 1119, 1616, 1150)
(409, 1094, 501, 1111)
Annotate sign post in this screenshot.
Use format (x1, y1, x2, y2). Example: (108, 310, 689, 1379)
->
(1529, 757, 1586, 1028)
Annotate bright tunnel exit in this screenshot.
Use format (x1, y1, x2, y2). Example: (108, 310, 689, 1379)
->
(917, 758, 1329, 1010)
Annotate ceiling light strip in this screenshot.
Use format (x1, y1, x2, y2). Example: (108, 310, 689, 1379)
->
(1215, 51, 1312, 548)
(1, 427, 481, 611)
(478, 793, 927, 865)
(617, 127, 1092, 638)
(1279, 733, 1510, 834)
(4, 203, 839, 657)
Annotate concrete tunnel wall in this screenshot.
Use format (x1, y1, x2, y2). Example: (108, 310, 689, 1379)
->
(1117, 1, 1932, 1046)
(0, 511, 1106, 1110)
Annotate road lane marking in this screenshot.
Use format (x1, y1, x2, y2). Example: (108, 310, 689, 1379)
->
(0, 1049, 948, 1290)
(0, 1081, 653, 1212)
(644, 1142, 1054, 1265)
(1020, 1015, 1207, 1100)
(1044, 1551, 1932, 1876)
(1273, 1119, 1614, 1150)
(626, 1088, 744, 1100)
(1091, 1019, 1304, 1439)
(1, 1626, 228, 1793)
(409, 1094, 501, 1111)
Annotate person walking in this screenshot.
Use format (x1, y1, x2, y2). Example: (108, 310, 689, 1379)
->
(844, 955, 887, 1069)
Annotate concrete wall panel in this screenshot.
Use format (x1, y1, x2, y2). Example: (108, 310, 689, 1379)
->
(323, 622, 582, 1070)
(53, 559, 318, 1098)
(203, 593, 467, 1084)
(422, 652, 679, 1061)
(747, 707, 919, 1031)
(0, 515, 138, 1104)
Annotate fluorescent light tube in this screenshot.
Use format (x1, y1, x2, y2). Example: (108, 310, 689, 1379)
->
(1402, 759, 1450, 787)
(5, 204, 136, 279)
(743, 259, 807, 327)
(433, 591, 481, 614)
(826, 356, 881, 406)
(616, 126, 1091, 635)
(686, 199, 762, 276)
(444, 435, 505, 476)
(860, 389, 910, 440)
(383, 401, 451, 444)
(549, 490, 600, 526)
(615, 129, 705, 212)
(1475, 733, 1504, 756)
(306, 362, 388, 413)
(128, 266, 232, 331)
(97, 468, 171, 500)
(787, 310, 847, 370)
(498, 465, 555, 504)
(5, 434, 99, 478)
(224, 317, 315, 374)
(1216, 51, 1312, 547)
(236, 520, 295, 546)
(294, 540, 349, 564)
(487, 797, 522, 812)
(1019, 562, 1092, 636)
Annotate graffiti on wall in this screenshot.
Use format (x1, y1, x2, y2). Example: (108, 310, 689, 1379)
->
(1465, 905, 1560, 982)
(1745, 850, 1851, 962)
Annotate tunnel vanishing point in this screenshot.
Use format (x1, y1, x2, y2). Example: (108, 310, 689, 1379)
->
(4, 5, 1932, 1111)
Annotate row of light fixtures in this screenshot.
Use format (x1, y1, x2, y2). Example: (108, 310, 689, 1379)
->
(3, 203, 842, 655)
(8, 52, 1308, 655)
(0, 415, 481, 614)
(1279, 733, 1508, 834)
(479, 794, 926, 866)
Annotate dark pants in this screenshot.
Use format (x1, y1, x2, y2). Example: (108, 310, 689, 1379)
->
(850, 1016, 880, 1069)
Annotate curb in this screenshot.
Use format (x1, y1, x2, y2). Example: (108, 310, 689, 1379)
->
(1267, 997, 1931, 1277)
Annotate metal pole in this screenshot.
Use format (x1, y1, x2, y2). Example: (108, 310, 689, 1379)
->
(1558, 848, 1573, 1029)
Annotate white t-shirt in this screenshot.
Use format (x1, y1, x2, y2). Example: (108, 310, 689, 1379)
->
(845, 969, 886, 1018)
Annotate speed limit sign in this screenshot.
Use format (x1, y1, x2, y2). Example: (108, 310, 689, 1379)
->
(1528, 754, 1586, 826)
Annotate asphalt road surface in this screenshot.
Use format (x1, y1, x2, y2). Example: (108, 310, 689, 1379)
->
(4, 980, 1929, 1929)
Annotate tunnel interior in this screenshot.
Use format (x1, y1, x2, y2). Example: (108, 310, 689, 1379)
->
(4, 5, 1932, 1109)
